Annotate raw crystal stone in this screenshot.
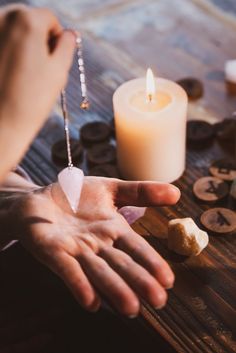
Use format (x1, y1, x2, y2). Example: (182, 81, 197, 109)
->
(119, 206, 146, 225)
(168, 218, 209, 256)
(58, 167, 84, 213)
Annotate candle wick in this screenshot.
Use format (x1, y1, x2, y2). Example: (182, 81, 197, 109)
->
(147, 93, 154, 103)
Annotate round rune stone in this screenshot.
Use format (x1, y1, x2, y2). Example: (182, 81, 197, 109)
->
(80, 122, 111, 145)
(230, 178, 236, 200)
(209, 159, 236, 181)
(214, 118, 236, 141)
(88, 164, 120, 178)
(51, 139, 83, 166)
(187, 120, 214, 144)
(177, 78, 204, 100)
(201, 208, 236, 234)
(110, 119, 116, 138)
(87, 143, 116, 166)
(193, 176, 229, 202)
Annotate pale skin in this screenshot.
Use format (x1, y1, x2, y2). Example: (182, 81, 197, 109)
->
(0, 4, 75, 182)
(0, 5, 181, 317)
(2, 173, 180, 316)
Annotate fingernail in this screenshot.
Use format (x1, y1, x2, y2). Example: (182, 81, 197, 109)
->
(128, 314, 138, 319)
(165, 281, 174, 290)
(172, 184, 180, 190)
(63, 29, 77, 43)
(154, 304, 165, 310)
(165, 276, 175, 290)
(171, 185, 181, 196)
(154, 298, 167, 310)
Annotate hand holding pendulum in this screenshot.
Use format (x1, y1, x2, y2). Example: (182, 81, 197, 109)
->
(58, 32, 89, 213)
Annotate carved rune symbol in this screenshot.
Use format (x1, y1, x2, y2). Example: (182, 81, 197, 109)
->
(216, 211, 231, 226)
(218, 164, 231, 175)
(205, 181, 219, 194)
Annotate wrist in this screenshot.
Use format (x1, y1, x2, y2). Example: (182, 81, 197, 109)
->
(0, 114, 36, 182)
(0, 193, 22, 249)
(0, 173, 41, 249)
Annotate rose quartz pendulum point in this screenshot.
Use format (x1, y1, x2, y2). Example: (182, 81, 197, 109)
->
(58, 167, 84, 213)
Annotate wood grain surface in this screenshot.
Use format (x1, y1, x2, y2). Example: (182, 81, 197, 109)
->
(3, 0, 236, 352)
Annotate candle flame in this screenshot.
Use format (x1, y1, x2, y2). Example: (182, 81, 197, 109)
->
(146, 68, 156, 103)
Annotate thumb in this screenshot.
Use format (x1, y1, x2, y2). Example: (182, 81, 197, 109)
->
(115, 181, 181, 207)
(53, 30, 76, 73)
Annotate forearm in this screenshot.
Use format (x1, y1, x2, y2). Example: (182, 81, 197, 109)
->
(0, 118, 33, 183)
(0, 171, 40, 250)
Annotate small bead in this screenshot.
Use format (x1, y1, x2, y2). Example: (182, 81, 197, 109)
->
(80, 99, 90, 110)
(81, 83, 86, 92)
(80, 73, 85, 83)
(76, 37, 82, 45)
(78, 58, 84, 66)
(77, 49, 82, 57)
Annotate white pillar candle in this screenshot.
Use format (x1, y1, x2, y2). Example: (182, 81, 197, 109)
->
(113, 69, 188, 183)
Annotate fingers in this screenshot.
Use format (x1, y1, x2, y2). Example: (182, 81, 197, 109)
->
(51, 252, 101, 312)
(115, 180, 180, 208)
(31, 11, 76, 79)
(52, 30, 75, 75)
(79, 250, 140, 317)
(28, 7, 62, 39)
(0, 5, 75, 79)
(115, 230, 175, 289)
(1, 6, 61, 39)
(100, 247, 167, 309)
(0, 4, 27, 17)
(1, 6, 70, 59)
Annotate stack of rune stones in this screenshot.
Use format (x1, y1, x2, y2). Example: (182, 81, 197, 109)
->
(192, 157, 236, 235)
(51, 120, 120, 178)
(181, 77, 236, 235)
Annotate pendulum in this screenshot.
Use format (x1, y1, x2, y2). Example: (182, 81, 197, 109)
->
(58, 90, 84, 213)
(57, 32, 90, 213)
(58, 165, 84, 213)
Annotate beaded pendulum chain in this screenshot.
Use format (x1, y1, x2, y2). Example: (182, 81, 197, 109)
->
(60, 32, 89, 169)
(76, 33, 90, 110)
(60, 89, 73, 169)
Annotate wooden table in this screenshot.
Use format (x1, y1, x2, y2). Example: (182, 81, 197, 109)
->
(9, 0, 236, 352)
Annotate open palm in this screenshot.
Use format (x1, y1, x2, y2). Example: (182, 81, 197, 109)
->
(15, 176, 180, 317)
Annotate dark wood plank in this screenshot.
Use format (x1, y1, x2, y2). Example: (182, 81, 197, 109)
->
(1, 0, 236, 351)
